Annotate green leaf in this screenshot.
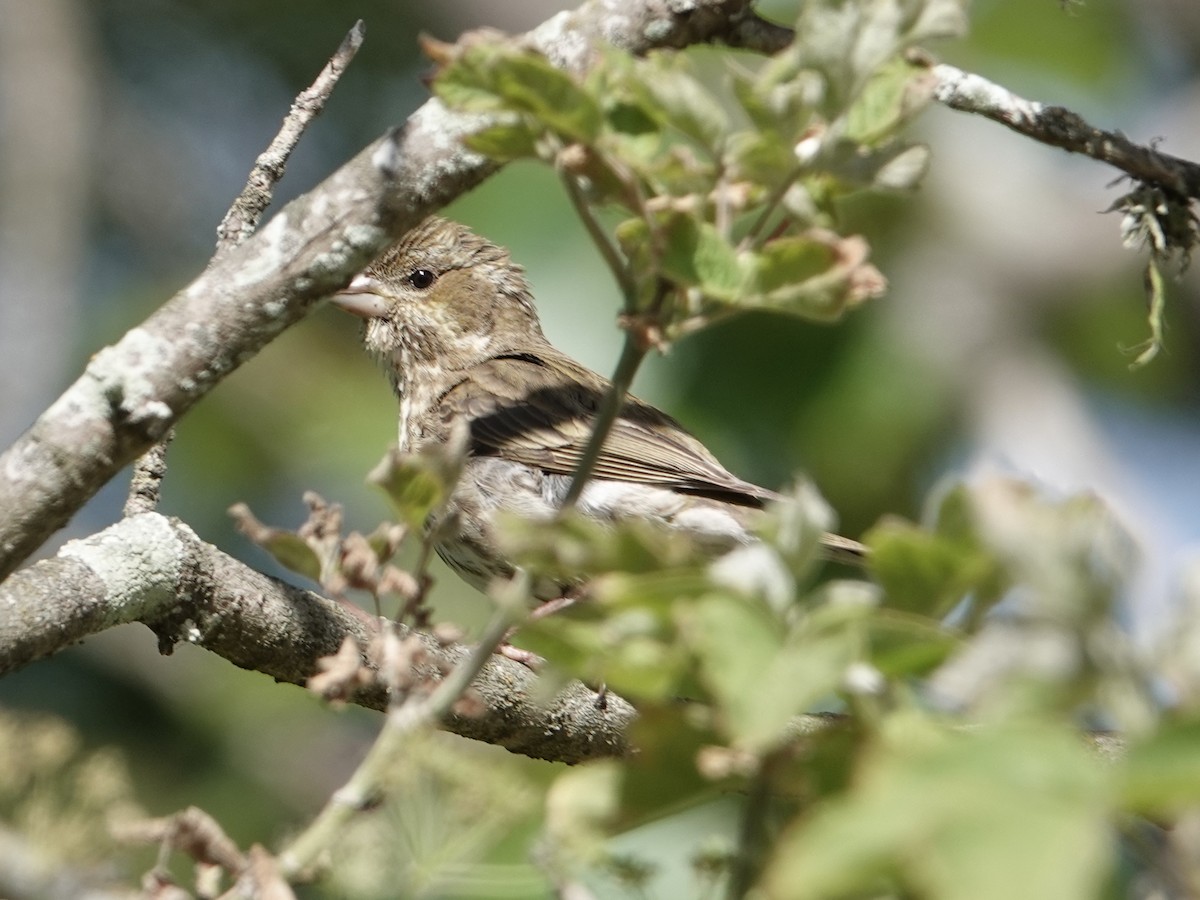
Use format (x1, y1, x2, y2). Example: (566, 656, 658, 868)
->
(659, 214, 746, 301)
(498, 510, 709, 582)
(765, 713, 1111, 900)
(685, 594, 852, 750)
(368, 446, 461, 530)
(622, 707, 721, 820)
(228, 502, 322, 582)
(866, 611, 961, 678)
(256, 530, 322, 583)
(463, 120, 542, 161)
(866, 515, 1001, 618)
(740, 232, 886, 321)
(436, 44, 601, 143)
(1121, 717, 1200, 814)
(730, 52, 821, 137)
(633, 55, 730, 151)
(724, 129, 797, 187)
(845, 57, 935, 145)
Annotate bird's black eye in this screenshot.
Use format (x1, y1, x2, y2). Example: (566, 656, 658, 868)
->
(407, 268, 437, 290)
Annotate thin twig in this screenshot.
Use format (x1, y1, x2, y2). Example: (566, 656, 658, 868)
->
(123, 428, 174, 516)
(560, 169, 636, 303)
(277, 608, 516, 880)
(742, 164, 802, 250)
(932, 63, 1200, 201)
(215, 19, 366, 255)
(122, 22, 365, 517)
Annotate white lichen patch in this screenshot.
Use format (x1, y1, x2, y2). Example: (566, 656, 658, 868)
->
(88, 328, 177, 426)
(41, 375, 109, 430)
(229, 212, 292, 289)
(371, 135, 401, 175)
(309, 225, 389, 281)
(59, 514, 184, 624)
(531, 11, 591, 71)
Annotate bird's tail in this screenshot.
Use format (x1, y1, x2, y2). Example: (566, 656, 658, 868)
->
(820, 532, 870, 567)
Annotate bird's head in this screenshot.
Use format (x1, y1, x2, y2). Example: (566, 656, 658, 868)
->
(332, 217, 545, 370)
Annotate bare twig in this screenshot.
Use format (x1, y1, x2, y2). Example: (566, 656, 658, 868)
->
(121, 22, 366, 518)
(123, 428, 174, 516)
(113, 806, 247, 875)
(932, 63, 1200, 200)
(215, 20, 367, 255)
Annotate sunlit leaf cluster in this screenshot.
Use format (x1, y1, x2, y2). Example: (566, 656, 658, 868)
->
(434, 0, 964, 336)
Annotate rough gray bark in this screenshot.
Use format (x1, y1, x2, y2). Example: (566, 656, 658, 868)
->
(0, 513, 634, 763)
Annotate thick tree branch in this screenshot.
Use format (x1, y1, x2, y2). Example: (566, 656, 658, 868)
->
(0, 513, 633, 763)
(0, 0, 787, 583)
(932, 62, 1200, 201)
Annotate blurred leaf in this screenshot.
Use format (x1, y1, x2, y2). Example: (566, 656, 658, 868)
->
(845, 57, 936, 145)
(741, 231, 887, 321)
(765, 713, 1111, 900)
(631, 55, 730, 151)
(499, 510, 708, 582)
(464, 119, 542, 161)
(545, 761, 623, 867)
(795, 0, 966, 112)
(228, 502, 322, 583)
(866, 611, 960, 678)
(368, 445, 462, 530)
(436, 43, 601, 143)
(751, 481, 837, 587)
(827, 138, 931, 192)
(685, 594, 855, 750)
(622, 706, 723, 821)
(871, 142, 931, 190)
(521, 568, 708, 700)
(730, 53, 821, 136)
(866, 514, 1001, 618)
(1120, 717, 1200, 815)
(725, 129, 797, 188)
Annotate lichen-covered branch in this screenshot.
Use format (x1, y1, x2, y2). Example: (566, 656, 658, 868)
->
(0, 0, 787, 583)
(0, 513, 633, 763)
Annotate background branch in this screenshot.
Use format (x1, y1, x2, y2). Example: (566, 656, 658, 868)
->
(932, 62, 1200, 200)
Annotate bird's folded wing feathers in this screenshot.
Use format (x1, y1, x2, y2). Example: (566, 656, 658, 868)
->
(439, 352, 777, 507)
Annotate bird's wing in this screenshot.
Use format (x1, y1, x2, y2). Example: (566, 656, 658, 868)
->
(437, 349, 776, 507)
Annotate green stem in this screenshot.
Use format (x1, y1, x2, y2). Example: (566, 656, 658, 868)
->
(560, 169, 637, 305)
(277, 608, 515, 880)
(726, 762, 775, 900)
(742, 165, 802, 250)
(560, 333, 647, 510)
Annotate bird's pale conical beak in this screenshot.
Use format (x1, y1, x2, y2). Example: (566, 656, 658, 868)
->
(330, 274, 389, 318)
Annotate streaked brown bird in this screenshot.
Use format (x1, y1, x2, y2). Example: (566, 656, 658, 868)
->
(333, 217, 865, 603)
